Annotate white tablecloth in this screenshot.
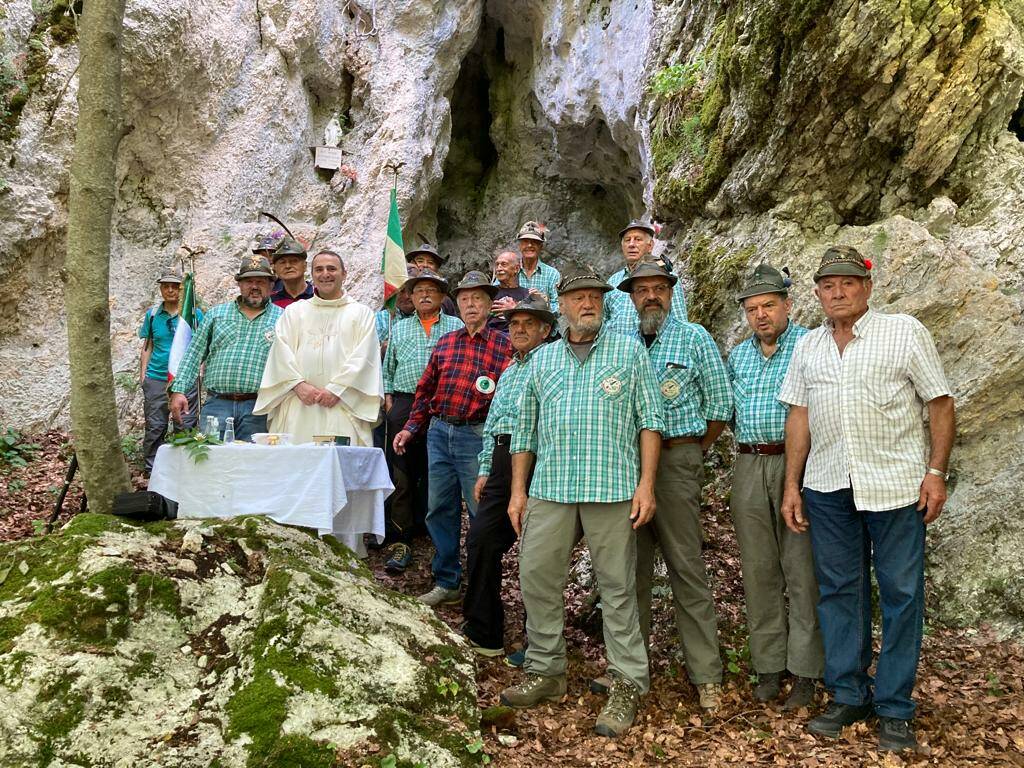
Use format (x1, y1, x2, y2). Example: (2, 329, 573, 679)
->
(148, 443, 393, 554)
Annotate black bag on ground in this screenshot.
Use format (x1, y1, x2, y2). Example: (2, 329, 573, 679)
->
(112, 491, 177, 521)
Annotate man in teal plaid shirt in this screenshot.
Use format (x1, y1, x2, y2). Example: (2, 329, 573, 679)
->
(727, 263, 822, 709)
(613, 260, 732, 713)
(500, 264, 663, 740)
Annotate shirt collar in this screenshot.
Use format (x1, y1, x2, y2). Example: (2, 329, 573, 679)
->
(750, 320, 795, 355)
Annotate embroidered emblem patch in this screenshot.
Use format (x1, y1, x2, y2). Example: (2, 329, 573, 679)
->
(661, 379, 681, 399)
(475, 375, 496, 394)
(601, 377, 622, 396)
(264, 330, 275, 343)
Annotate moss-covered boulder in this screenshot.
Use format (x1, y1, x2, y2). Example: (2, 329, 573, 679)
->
(0, 514, 481, 767)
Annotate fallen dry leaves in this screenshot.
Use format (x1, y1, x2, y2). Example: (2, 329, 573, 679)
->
(3, 432, 1022, 767)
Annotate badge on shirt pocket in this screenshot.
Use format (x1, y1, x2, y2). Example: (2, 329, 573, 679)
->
(475, 375, 496, 394)
(660, 379, 681, 399)
(601, 377, 622, 396)
(263, 329, 276, 344)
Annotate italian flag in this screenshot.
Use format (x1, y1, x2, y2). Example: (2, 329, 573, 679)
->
(381, 187, 407, 309)
(167, 272, 197, 384)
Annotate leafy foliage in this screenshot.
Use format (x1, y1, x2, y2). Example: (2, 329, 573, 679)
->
(0, 428, 41, 470)
(166, 428, 220, 463)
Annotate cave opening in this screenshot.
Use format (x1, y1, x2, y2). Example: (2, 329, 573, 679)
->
(1009, 97, 1024, 141)
(429, 10, 646, 277)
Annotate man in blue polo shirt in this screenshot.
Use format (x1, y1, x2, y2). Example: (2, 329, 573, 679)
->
(138, 270, 203, 472)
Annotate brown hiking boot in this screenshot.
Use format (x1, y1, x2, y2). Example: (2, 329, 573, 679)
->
(594, 675, 641, 738)
(499, 674, 567, 708)
(783, 676, 817, 710)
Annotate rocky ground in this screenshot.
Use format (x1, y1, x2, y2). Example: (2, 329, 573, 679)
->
(2, 432, 1023, 767)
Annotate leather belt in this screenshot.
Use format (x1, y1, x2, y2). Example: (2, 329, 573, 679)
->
(435, 414, 485, 427)
(494, 434, 512, 446)
(209, 391, 258, 402)
(663, 436, 701, 449)
(738, 442, 785, 456)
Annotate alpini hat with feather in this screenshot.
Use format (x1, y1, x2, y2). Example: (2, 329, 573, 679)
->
(736, 263, 792, 302)
(813, 245, 873, 282)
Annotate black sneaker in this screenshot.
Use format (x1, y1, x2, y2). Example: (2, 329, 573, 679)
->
(807, 701, 873, 738)
(753, 671, 782, 702)
(878, 717, 918, 752)
(783, 676, 817, 710)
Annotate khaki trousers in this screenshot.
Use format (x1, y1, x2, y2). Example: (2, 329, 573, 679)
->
(731, 453, 824, 678)
(636, 443, 723, 684)
(519, 498, 650, 693)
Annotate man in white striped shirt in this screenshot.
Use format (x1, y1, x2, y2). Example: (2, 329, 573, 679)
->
(778, 245, 955, 754)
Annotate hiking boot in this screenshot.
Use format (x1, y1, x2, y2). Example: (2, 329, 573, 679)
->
(753, 671, 781, 702)
(417, 584, 461, 607)
(807, 701, 873, 738)
(590, 674, 612, 694)
(697, 682, 723, 712)
(384, 543, 411, 573)
(499, 674, 567, 708)
(783, 676, 817, 710)
(468, 639, 504, 658)
(594, 676, 641, 738)
(878, 717, 918, 752)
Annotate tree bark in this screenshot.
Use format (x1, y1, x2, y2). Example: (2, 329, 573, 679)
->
(65, 0, 131, 513)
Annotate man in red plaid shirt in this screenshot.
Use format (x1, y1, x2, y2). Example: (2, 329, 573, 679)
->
(394, 271, 513, 606)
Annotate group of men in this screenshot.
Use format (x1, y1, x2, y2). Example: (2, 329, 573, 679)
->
(138, 218, 954, 753)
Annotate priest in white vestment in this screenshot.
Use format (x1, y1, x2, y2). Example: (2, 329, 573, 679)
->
(254, 250, 383, 445)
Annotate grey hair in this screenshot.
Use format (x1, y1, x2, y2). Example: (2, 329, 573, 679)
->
(493, 245, 522, 264)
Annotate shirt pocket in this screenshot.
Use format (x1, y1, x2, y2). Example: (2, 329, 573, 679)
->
(596, 364, 630, 402)
(535, 367, 566, 400)
(660, 363, 696, 406)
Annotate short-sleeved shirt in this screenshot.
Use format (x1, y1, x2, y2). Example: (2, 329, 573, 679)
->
(604, 265, 688, 334)
(271, 280, 314, 308)
(727, 321, 808, 444)
(169, 300, 283, 395)
(404, 326, 513, 433)
(635, 316, 732, 438)
(138, 305, 204, 380)
(477, 347, 538, 477)
(382, 313, 465, 394)
(513, 261, 561, 313)
(510, 328, 665, 503)
(778, 310, 951, 511)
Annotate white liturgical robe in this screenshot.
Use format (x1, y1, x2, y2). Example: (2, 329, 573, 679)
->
(254, 293, 383, 445)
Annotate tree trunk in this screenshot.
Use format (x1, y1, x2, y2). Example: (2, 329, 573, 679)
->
(65, 0, 131, 514)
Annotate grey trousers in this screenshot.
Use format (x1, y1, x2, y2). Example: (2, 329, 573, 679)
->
(519, 498, 650, 693)
(636, 442, 723, 684)
(142, 376, 197, 470)
(731, 453, 824, 678)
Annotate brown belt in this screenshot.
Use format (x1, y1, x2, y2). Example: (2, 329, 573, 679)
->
(209, 391, 258, 402)
(738, 442, 785, 456)
(663, 436, 701, 449)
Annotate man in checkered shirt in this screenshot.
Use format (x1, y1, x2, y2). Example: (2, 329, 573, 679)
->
(727, 263, 823, 710)
(499, 264, 664, 739)
(612, 259, 732, 714)
(778, 245, 955, 753)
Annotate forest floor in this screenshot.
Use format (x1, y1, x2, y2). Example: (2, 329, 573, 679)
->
(2, 432, 1023, 767)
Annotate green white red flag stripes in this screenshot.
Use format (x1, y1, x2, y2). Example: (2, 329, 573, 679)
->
(381, 187, 407, 309)
(167, 272, 196, 383)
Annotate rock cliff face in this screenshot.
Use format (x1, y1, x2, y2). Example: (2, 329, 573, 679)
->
(0, 514, 479, 766)
(1, 0, 1022, 630)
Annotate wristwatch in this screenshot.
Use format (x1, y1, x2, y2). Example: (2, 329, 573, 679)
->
(926, 467, 950, 482)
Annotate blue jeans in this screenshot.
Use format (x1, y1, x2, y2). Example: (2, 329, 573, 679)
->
(200, 395, 268, 443)
(425, 419, 482, 590)
(803, 488, 925, 720)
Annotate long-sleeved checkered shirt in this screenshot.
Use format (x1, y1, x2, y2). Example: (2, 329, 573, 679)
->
(635, 316, 732, 438)
(727, 321, 808, 444)
(778, 310, 952, 511)
(604, 266, 688, 333)
(382, 313, 464, 394)
(169, 299, 282, 395)
(515, 261, 561, 313)
(404, 326, 513, 433)
(476, 347, 538, 477)
(511, 329, 665, 503)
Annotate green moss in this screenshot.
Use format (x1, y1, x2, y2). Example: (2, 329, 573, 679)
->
(33, 670, 88, 765)
(684, 239, 756, 325)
